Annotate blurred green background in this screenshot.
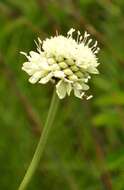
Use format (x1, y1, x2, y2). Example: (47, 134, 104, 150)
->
(0, 0, 124, 189)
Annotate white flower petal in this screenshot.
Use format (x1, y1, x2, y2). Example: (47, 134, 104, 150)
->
(54, 71, 65, 79)
(56, 80, 67, 99)
(86, 95, 93, 100)
(66, 83, 72, 96)
(39, 73, 52, 84)
(73, 82, 82, 90)
(81, 83, 89, 91)
(28, 71, 43, 84)
(29, 51, 40, 59)
(81, 92, 85, 98)
(50, 64, 60, 71)
(20, 52, 29, 59)
(74, 88, 82, 99)
(87, 66, 99, 74)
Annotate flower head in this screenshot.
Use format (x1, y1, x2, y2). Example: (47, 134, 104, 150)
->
(21, 28, 100, 99)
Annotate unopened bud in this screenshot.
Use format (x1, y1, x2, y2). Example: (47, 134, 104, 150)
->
(75, 71, 84, 78)
(66, 59, 74, 66)
(71, 65, 79, 72)
(64, 68, 73, 75)
(57, 56, 64, 62)
(68, 74, 78, 81)
(59, 62, 68, 69)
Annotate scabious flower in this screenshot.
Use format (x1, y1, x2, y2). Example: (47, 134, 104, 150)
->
(21, 28, 100, 99)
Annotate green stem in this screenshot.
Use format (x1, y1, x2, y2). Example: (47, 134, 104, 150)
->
(18, 89, 59, 190)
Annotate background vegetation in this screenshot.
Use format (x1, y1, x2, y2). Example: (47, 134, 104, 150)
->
(0, 0, 124, 189)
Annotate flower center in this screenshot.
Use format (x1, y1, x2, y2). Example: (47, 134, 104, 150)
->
(46, 55, 86, 82)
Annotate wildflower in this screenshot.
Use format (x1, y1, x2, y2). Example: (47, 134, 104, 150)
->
(21, 28, 100, 99)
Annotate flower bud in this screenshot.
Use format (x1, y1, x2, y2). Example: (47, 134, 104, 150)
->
(66, 59, 74, 66)
(57, 56, 64, 62)
(64, 68, 73, 75)
(59, 62, 68, 69)
(68, 74, 78, 81)
(71, 65, 79, 72)
(75, 71, 84, 78)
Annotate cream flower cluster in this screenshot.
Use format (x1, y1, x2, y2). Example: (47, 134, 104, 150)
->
(21, 28, 100, 99)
